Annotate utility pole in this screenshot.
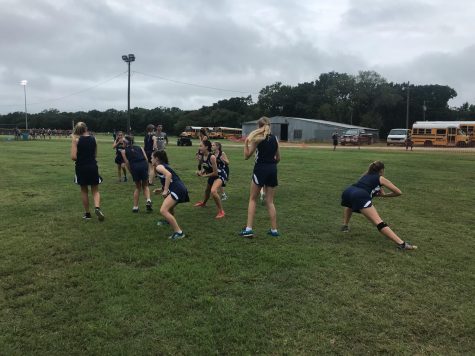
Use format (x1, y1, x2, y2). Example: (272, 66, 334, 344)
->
(122, 54, 135, 134)
(405, 82, 410, 130)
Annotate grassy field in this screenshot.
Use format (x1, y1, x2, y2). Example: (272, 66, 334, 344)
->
(0, 136, 474, 354)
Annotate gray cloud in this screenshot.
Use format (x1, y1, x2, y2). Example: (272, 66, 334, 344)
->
(1, 0, 474, 114)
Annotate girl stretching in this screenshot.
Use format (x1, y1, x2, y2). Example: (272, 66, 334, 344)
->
(71, 122, 105, 221)
(113, 131, 127, 182)
(239, 117, 280, 238)
(152, 150, 189, 240)
(194, 140, 226, 219)
(340, 161, 417, 250)
(212, 141, 230, 200)
(121, 136, 152, 213)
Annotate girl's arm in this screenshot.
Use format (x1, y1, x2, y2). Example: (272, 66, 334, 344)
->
(112, 139, 120, 149)
(71, 137, 78, 161)
(141, 147, 148, 161)
(244, 139, 257, 160)
(120, 150, 131, 172)
(155, 164, 172, 196)
(152, 136, 158, 151)
(274, 138, 281, 163)
(379, 176, 402, 197)
(220, 151, 230, 165)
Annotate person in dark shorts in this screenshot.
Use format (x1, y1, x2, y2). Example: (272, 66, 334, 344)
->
(113, 131, 128, 182)
(340, 160, 417, 250)
(193, 140, 226, 219)
(239, 117, 281, 238)
(70, 122, 105, 221)
(332, 131, 338, 151)
(212, 141, 230, 201)
(152, 150, 190, 240)
(121, 136, 152, 213)
(195, 128, 209, 171)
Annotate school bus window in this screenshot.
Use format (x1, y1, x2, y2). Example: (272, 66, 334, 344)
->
(425, 129, 431, 134)
(436, 129, 446, 135)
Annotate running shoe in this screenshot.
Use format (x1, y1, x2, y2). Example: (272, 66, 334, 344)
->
(146, 200, 153, 212)
(238, 228, 254, 238)
(123, 176, 128, 182)
(221, 193, 228, 201)
(398, 242, 418, 250)
(266, 229, 280, 237)
(94, 208, 105, 221)
(169, 232, 185, 240)
(156, 219, 170, 226)
(83, 212, 92, 220)
(194, 201, 206, 207)
(340, 225, 349, 233)
(132, 207, 139, 213)
(215, 210, 225, 219)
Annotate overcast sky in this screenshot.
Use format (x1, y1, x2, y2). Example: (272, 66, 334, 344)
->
(1, 0, 474, 115)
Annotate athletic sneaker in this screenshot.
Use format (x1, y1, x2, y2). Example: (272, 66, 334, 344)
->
(215, 210, 225, 219)
(132, 207, 139, 213)
(221, 193, 228, 201)
(169, 232, 185, 240)
(146, 200, 153, 212)
(83, 212, 92, 220)
(123, 176, 128, 182)
(266, 229, 280, 237)
(94, 208, 105, 222)
(194, 201, 206, 207)
(156, 219, 170, 226)
(238, 228, 254, 238)
(398, 242, 418, 250)
(340, 225, 349, 233)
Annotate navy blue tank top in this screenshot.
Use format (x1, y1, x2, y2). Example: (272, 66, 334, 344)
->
(144, 134, 154, 152)
(201, 153, 214, 173)
(353, 173, 381, 196)
(255, 134, 278, 164)
(76, 136, 96, 166)
(125, 145, 146, 165)
(216, 152, 228, 170)
(157, 164, 182, 187)
(115, 141, 125, 156)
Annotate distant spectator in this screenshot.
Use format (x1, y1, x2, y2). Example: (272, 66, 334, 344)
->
(155, 125, 168, 151)
(332, 131, 339, 151)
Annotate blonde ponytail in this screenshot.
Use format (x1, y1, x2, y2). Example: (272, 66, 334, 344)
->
(73, 122, 87, 137)
(247, 117, 271, 143)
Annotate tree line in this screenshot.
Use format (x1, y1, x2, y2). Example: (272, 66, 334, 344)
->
(2, 70, 474, 137)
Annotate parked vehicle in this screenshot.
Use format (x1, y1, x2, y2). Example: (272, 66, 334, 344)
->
(387, 128, 411, 146)
(177, 135, 192, 146)
(340, 129, 373, 145)
(411, 122, 468, 147)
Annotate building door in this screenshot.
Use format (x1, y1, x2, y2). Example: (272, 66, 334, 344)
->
(280, 124, 288, 141)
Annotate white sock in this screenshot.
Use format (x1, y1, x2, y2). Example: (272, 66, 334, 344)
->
(133, 206, 139, 209)
(246, 226, 252, 231)
(271, 229, 278, 233)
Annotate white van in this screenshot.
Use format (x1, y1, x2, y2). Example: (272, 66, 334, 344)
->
(386, 128, 410, 146)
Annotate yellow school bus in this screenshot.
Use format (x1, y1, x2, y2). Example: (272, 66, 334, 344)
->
(458, 121, 475, 146)
(411, 122, 469, 147)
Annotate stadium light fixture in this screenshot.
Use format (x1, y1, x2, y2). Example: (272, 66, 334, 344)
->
(122, 54, 136, 134)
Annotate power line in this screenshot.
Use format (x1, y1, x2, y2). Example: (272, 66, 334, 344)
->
(133, 70, 258, 95)
(0, 71, 127, 109)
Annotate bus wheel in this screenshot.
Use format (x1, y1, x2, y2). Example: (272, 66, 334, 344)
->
(424, 141, 432, 147)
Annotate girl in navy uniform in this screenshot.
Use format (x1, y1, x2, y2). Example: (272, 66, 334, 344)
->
(239, 117, 280, 238)
(195, 128, 209, 171)
(144, 124, 157, 185)
(152, 150, 189, 240)
(112, 131, 128, 182)
(121, 136, 152, 213)
(194, 140, 226, 219)
(70, 122, 105, 221)
(212, 141, 230, 200)
(341, 161, 417, 250)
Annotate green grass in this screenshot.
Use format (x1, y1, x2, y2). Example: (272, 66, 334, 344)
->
(0, 137, 474, 354)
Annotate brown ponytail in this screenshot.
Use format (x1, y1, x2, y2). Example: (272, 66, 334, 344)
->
(366, 161, 385, 175)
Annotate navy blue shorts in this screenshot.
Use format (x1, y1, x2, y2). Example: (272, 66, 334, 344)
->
(169, 182, 190, 204)
(115, 154, 124, 165)
(207, 173, 226, 187)
(75, 164, 103, 186)
(252, 163, 278, 187)
(130, 161, 148, 182)
(341, 186, 372, 213)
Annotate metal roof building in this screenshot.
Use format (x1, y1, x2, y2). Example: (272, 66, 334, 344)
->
(241, 116, 380, 142)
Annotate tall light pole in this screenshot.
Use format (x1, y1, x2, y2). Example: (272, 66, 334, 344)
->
(122, 54, 135, 134)
(405, 82, 410, 130)
(20, 80, 28, 130)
